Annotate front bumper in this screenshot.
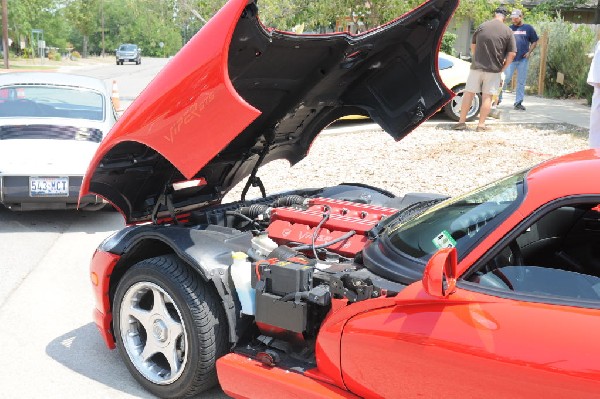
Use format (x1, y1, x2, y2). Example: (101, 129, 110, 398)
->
(116, 54, 138, 62)
(90, 249, 121, 349)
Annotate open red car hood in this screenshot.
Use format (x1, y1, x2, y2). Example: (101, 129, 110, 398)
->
(81, 0, 457, 224)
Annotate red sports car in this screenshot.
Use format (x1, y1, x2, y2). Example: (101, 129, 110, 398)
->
(81, 0, 600, 398)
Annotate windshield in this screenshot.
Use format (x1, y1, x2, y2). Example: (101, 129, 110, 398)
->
(387, 170, 527, 261)
(119, 45, 137, 51)
(0, 85, 105, 121)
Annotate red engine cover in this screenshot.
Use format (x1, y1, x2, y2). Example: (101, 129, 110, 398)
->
(267, 198, 397, 257)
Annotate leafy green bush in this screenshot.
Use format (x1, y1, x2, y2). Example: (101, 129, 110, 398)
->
(441, 33, 457, 56)
(526, 18, 595, 102)
(48, 49, 59, 61)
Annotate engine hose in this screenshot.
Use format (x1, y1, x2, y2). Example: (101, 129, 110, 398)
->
(293, 230, 357, 251)
(271, 195, 306, 208)
(279, 291, 309, 302)
(267, 245, 303, 261)
(225, 211, 256, 225)
(309, 206, 330, 258)
(239, 204, 270, 218)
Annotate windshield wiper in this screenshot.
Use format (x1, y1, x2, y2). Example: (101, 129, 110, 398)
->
(367, 198, 447, 240)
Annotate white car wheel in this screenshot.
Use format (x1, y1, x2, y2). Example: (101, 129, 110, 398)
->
(444, 85, 481, 122)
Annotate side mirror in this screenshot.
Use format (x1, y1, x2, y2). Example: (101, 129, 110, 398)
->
(422, 247, 457, 298)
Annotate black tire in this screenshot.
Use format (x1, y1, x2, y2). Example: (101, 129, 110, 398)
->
(116, 60, 120, 65)
(113, 255, 228, 398)
(443, 84, 481, 122)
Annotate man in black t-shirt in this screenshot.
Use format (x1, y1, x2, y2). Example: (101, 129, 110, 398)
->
(453, 7, 516, 132)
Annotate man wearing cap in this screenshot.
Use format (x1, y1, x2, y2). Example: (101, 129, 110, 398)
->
(501, 9, 539, 110)
(453, 6, 516, 131)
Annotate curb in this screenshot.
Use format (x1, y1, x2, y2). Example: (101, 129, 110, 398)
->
(427, 121, 588, 132)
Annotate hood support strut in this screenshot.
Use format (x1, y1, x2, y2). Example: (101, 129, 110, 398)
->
(151, 185, 179, 225)
(240, 132, 274, 201)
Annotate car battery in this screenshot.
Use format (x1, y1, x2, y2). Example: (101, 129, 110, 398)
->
(252, 259, 313, 296)
(252, 258, 314, 334)
(255, 291, 307, 333)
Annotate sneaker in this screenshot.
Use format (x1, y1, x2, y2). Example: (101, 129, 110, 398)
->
(514, 102, 526, 111)
(452, 122, 467, 130)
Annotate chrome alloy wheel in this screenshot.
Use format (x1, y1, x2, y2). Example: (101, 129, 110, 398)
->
(119, 282, 188, 385)
(450, 91, 481, 120)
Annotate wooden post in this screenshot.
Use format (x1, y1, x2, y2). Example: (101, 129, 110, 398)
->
(1, 0, 8, 69)
(538, 30, 549, 96)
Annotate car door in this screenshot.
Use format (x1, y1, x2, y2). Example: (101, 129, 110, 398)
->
(340, 286, 600, 398)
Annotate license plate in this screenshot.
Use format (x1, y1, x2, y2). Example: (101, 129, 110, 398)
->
(29, 177, 69, 197)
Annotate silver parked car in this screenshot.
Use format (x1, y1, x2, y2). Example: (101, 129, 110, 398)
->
(0, 72, 117, 211)
(116, 43, 141, 65)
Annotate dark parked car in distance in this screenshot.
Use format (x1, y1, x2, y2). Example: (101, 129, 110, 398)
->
(116, 43, 141, 65)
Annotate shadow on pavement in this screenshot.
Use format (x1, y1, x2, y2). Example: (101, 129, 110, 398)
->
(46, 323, 229, 398)
(0, 205, 124, 234)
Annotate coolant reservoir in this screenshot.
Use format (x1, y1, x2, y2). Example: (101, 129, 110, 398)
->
(230, 252, 255, 315)
(251, 234, 278, 257)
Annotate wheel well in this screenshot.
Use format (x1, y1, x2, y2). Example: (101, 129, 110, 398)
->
(108, 239, 174, 317)
(106, 239, 234, 343)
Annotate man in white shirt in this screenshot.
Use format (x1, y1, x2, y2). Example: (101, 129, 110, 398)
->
(588, 42, 600, 148)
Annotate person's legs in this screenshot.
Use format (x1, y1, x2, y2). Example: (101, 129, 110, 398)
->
(514, 58, 529, 106)
(458, 91, 476, 122)
(453, 69, 482, 130)
(499, 61, 517, 104)
(589, 86, 600, 147)
(477, 71, 501, 129)
(478, 94, 493, 128)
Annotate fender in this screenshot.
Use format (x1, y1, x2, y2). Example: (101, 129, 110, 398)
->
(100, 224, 253, 343)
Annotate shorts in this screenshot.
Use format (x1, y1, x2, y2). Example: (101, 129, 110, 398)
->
(465, 69, 502, 96)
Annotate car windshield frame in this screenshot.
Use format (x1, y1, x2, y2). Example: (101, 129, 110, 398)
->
(0, 85, 106, 121)
(385, 169, 528, 262)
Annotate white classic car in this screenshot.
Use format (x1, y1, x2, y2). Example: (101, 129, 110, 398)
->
(0, 72, 117, 210)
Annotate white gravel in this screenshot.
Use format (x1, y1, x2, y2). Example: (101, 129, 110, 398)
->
(224, 123, 588, 201)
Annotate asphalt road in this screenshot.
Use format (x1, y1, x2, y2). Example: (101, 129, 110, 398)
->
(0, 58, 229, 399)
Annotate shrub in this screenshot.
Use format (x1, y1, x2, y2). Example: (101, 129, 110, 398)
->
(53, 52, 62, 61)
(441, 32, 457, 56)
(70, 50, 81, 60)
(48, 49, 58, 60)
(526, 18, 595, 102)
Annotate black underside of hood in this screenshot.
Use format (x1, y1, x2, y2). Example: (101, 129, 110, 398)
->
(88, 0, 457, 224)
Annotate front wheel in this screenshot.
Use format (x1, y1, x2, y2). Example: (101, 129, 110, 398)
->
(443, 85, 481, 121)
(113, 255, 228, 398)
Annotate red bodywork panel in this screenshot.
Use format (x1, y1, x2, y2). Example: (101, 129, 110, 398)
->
(339, 284, 600, 398)
(267, 198, 397, 257)
(90, 250, 120, 349)
(216, 353, 360, 399)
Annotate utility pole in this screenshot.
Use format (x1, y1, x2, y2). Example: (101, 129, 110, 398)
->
(101, 0, 105, 57)
(1, 0, 8, 69)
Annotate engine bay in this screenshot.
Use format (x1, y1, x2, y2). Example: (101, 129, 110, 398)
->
(185, 184, 444, 367)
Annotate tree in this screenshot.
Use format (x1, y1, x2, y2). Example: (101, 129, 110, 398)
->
(7, 0, 57, 56)
(64, 0, 100, 57)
